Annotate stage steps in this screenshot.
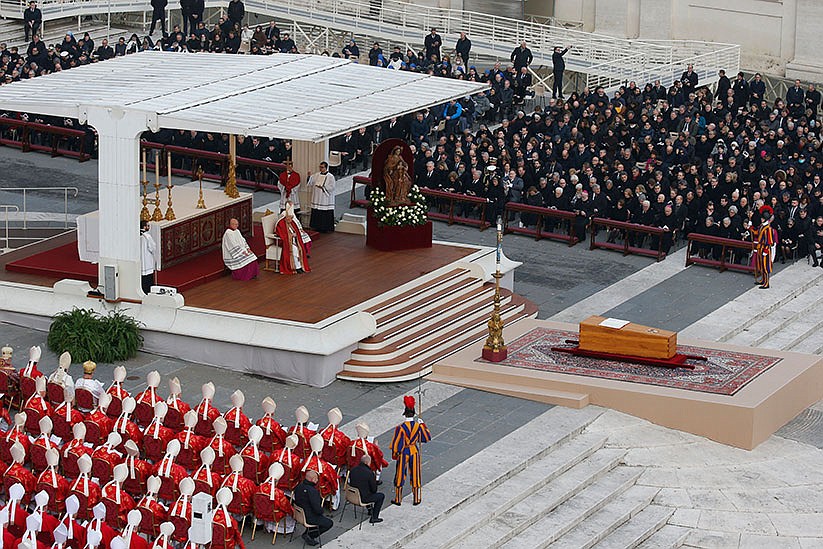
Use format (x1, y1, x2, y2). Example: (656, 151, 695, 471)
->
(337, 269, 538, 383)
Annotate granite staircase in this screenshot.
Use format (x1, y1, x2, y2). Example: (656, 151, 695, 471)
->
(337, 267, 538, 383)
(327, 406, 687, 549)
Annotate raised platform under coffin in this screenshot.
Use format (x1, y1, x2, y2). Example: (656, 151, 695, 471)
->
(431, 318, 823, 449)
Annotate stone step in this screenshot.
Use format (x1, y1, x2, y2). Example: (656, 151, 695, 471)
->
(592, 504, 674, 549)
(546, 484, 660, 549)
(681, 262, 823, 343)
(777, 302, 823, 353)
(402, 432, 609, 549)
(634, 524, 691, 549)
(429, 372, 589, 408)
(725, 291, 820, 348)
(788, 328, 823, 355)
(451, 451, 631, 549)
(494, 466, 642, 549)
(325, 406, 605, 549)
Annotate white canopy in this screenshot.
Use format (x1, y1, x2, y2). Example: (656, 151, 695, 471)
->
(0, 51, 487, 142)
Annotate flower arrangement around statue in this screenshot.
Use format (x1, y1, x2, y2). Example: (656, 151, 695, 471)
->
(370, 185, 428, 227)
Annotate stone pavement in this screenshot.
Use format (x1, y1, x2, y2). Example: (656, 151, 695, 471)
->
(2, 150, 823, 547)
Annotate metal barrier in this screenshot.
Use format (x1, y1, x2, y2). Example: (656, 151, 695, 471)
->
(589, 217, 668, 262)
(420, 188, 491, 230)
(685, 233, 755, 273)
(503, 202, 577, 245)
(0, 187, 79, 229)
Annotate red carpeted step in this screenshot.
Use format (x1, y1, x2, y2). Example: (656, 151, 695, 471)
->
(5, 227, 267, 293)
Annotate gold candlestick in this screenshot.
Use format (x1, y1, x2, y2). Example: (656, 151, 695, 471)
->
(224, 134, 240, 199)
(195, 166, 206, 209)
(165, 151, 176, 220)
(140, 180, 151, 222)
(165, 184, 176, 220)
(482, 217, 507, 362)
(152, 151, 163, 221)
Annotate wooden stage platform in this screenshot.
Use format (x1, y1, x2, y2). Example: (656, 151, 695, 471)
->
(183, 232, 476, 323)
(1, 230, 477, 324)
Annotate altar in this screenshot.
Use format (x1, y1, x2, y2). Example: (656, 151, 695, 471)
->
(77, 186, 253, 270)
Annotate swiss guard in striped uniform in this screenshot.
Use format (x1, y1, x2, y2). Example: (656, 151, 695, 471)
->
(755, 205, 776, 289)
(390, 395, 431, 506)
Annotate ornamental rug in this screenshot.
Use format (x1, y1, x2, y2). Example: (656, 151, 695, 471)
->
(496, 328, 782, 396)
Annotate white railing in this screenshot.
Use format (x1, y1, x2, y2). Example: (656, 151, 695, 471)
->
(0, 205, 20, 250)
(0, 187, 79, 229)
(3, 0, 739, 93)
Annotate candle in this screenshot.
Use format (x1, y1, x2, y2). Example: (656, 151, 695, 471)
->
(142, 149, 147, 182)
(167, 151, 172, 183)
(155, 150, 159, 184)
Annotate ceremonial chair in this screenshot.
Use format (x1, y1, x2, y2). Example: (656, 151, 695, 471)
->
(84, 417, 105, 447)
(101, 497, 121, 529)
(340, 483, 374, 531)
(19, 373, 37, 402)
(92, 457, 114, 485)
(170, 514, 191, 544)
(24, 406, 44, 435)
(123, 441, 149, 496)
(0, 369, 20, 411)
(106, 393, 123, 419)
(251, 492, 279, 545)
(261, 211, 281, 272)
(137, 477, 165, 538)
(290, 505, 322, 547)
(137, 505, 161, 539)
(46, 381, 65, 405)
(193, 447, 221, 497)
(210, 518, 234, 549)
(74, 388, 95, 412)
(164, 406, 184, 432)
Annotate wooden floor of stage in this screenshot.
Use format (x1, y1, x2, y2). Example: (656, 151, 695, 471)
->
(1, 231, 479, 324)
(184, 232, 477, 323)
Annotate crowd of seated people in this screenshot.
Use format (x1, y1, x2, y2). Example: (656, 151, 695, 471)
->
(3, 12, 823, 268)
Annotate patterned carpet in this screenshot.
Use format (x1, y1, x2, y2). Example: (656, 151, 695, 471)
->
(498, 328, 781, 396)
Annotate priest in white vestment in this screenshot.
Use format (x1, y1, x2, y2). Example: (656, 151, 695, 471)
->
(222, 218, 259, 280)
(309, 161, 336, 233)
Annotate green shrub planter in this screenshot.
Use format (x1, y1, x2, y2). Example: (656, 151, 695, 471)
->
(48, 308, 144, 363)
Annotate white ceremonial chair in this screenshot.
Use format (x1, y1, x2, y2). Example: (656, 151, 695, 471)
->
(328, 151, 342, 176)
(261, 211, 282, 272)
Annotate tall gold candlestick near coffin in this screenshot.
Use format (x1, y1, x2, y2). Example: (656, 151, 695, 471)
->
(164, 151, 176, 221)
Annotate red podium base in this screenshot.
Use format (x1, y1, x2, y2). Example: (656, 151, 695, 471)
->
(482, 346, 508, 362)
(366, 209, 433, 251)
